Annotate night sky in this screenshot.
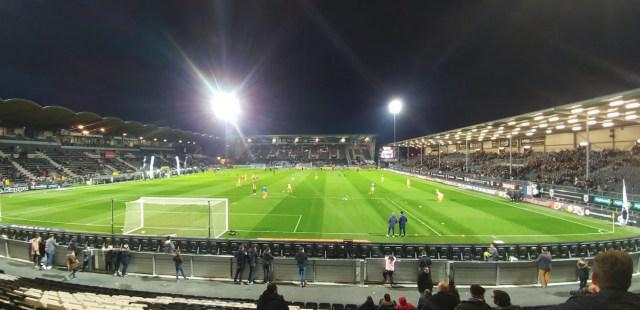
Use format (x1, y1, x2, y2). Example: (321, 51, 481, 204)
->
(3, 1, 640, 144)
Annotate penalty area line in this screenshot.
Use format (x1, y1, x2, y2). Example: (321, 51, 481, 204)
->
(293, 215, 302, 233)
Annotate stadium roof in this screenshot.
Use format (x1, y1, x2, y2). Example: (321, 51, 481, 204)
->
(395, 88, 640, 147)
(0, 98, 218, 143)
(245, 134, 375, 144)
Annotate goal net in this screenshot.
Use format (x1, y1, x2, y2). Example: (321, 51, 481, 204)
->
(122, 197, 228, 238)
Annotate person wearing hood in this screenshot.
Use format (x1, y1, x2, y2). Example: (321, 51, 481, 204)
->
(395, 296, 416, 310)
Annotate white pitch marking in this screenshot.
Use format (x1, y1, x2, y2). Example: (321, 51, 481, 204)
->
(387, 198, 442, 236)
(294, 215, 303, 233)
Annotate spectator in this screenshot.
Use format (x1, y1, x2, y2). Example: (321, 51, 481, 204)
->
(418, 250, 432, 271)
(262, 247, 274, 283)
(417, 266, 433, 296)
(379, 293, 396, 310)
(295, 247, 308, 287)
(396, 295, 416, 310)
(359, 296, 377, 310)
(247, 245, 258, 285)
(45, 235, 57, 270)
(29, 236, 42, 270)
(68, 237, 79, 256)
(383, 254, 397, 286)
(257, 283, 288, 310)
(576, 257, 589, 290)
(111, 245, 121, 276)
(417, 289, 433, 310)
(425, 282, 459, 310)
(455, 284, 491, 310)
(163, 236, 175, 254)
(491, 290, 519, 309)
(65, 250, 80, 281)
(119, 244, 130, 277)
(104, 244, 113, 273)
(173, 249, 187, 280)
(449, 278, 461, 304)
(535, 248, 552, 288)
(550, 250, 640, 309)
(81, 247, 92, 272)
(487, 243, 499, 262)
(234, 245, 247, 284)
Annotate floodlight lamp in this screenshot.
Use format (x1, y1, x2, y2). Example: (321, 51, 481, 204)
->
(210, 91, 241, 123)
(388, 99, 403, 115)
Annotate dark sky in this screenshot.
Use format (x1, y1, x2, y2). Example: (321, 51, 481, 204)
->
(2, 1, 640, 144)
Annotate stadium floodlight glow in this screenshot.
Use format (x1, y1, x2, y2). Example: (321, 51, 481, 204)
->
(546, 129, 553, 134)
(77, 125, 85, 129)
(82, 130, 89, 135)
(607, 112, 620, 118)
(548, 116, 559, 122)
(587, 109, 600, 115)
(122, 133, 127, 136)
(388, 99, 403, 115)
(572, 126, 582, 131)
(625, 114, 638, 120)
(571, 108, 584, 114)
(210, 91, 241, 123)
(602, 121, 614, 128)
(99, 128, 105, 132)
(609, 100, 625, 107)
(556, 124, 565, 129)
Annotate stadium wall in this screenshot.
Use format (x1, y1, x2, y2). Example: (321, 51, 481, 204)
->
(1, 238, 639, 285)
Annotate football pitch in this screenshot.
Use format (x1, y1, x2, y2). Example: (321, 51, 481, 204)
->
(1, 168, 638, 244)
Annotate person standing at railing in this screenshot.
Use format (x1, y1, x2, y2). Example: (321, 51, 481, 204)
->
(119, 244, 130, 277)
(45, 235, 57, 270)
(29, 236, 42, 270)
(534, 248, 552, 288)
(233, 245, 248, 284)
(295, 247, 308, 287)
(262, 247, 275, 283)
(576, 257, 589, 290)
(247, 245, 258, 285)
(383, 254, 397, 286)
(173, 249, 187, 280)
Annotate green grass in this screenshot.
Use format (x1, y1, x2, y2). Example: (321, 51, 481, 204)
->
(1, 168, 638, 244)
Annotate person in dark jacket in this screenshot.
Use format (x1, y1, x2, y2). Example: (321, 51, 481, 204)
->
(247, 245, 258, 284)
(417, 267, 433, 295)
(262, 247, 274, 283)
(454, 284, 491, 310)
(104, 245, 113, 273)
(534, 248, 552, 288)
(549, 250, 640, 310)
(119, 244, 130, 277)
(257, 283, 288, 310)
(378, 293, 396, 310)
(111, 245, 121, 276)
(491, 290, 520, 310)
(417, 289, 433, 310)
(359, 296, 377, 310)
(171, 249, 186, 280)
(398, 211, 408, 237)
(576, 257, 589, 290)
(424, 282, 459, 310)
(67, 237, 79, 256)
(233, 245, 248, 284)
(295, 247, 308, 287)
(81, 247, 92, 272)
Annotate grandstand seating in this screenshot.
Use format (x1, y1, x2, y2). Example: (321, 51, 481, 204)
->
(401, 147, 640, 193)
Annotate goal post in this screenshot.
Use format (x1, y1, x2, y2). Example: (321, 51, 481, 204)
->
(122, 197, 228, 238)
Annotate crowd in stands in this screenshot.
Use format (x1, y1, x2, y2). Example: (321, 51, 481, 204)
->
(402, 147, 640, 193)
(239, 144, 373, 166)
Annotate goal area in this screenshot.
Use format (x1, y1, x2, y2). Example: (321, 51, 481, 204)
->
(122, 197, 228, 238)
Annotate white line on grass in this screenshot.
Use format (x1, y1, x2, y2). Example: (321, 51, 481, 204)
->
(294, 215, 303, 232)
(0, 216, 112, 227)
(231, 229, 612, 237)
(387, 198, 442, 236)
(436, 183, 608, 232)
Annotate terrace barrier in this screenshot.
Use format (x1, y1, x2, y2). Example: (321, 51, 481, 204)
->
(2, 239, 639, 286)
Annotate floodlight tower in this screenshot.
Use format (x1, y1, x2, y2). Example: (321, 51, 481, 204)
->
(210, 91, 241, 159)
(388, 99, 403, 162)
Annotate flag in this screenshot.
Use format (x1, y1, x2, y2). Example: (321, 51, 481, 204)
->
(618, 179, 629, 225)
